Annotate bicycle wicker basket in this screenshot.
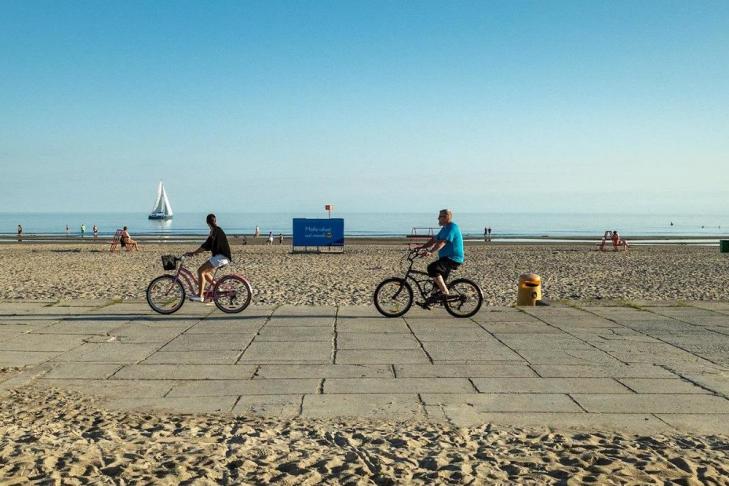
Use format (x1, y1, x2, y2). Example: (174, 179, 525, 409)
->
(161, 255, 178, 271)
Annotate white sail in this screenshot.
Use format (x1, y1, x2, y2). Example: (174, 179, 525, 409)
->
(149, 181, 173, 219)
(161, 184, 173, 216)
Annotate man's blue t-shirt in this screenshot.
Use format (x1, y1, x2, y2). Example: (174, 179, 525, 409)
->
(436, 222, 464, 263)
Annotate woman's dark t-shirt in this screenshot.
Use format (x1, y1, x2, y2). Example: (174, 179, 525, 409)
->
(201, 226, 232, 261)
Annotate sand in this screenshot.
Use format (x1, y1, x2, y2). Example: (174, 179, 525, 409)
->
(0, 242, 727, 305)
(1, 384, 727, 485)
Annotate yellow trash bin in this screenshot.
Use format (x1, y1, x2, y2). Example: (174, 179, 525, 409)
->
(517, 273, 542, 306)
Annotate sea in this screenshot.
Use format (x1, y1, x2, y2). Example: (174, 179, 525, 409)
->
(1, 212, 727, 239)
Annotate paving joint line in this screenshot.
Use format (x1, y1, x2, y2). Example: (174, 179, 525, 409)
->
(467, 377, 480, 393)
(403, 318, 433, 364)
(566, 393, 588, 413)
(526, 306, 632, 366)
(332, 306, 339, 364)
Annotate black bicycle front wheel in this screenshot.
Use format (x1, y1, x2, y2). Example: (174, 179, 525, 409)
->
(373, 277, 413, 317)
(444, 278, 483, 318)
(146, 275, 185, 314)
(213, 274, 253, 313)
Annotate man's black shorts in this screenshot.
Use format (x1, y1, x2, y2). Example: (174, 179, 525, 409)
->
(427, 258, 461, 279)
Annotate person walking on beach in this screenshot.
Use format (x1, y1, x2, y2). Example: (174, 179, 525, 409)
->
(184, 214, 232, 302)
(65, 224, 69, 236)
(17, 224, 23, 242)
(80, 224, 86, 238)
(255, 226, 260, 238)
(278, 233, 283, 244)
(267, 231, 273, 245)
(416, 209, 464, 307)
(92, 224, 99, 239)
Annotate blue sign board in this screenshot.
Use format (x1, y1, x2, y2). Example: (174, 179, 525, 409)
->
(292, 218, 344, 247)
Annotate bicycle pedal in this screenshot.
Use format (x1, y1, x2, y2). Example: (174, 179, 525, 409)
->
(416, 302, 433, 310)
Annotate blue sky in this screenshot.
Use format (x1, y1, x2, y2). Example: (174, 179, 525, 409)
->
(1, 0, 727, 213)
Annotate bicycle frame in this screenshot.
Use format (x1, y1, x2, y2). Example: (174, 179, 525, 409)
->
(399, 250, 439, 304)
(169, 258, 233, 297)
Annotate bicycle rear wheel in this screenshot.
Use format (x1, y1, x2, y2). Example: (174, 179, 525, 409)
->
(146, 275, 185, 314)
(444, 278, 483, 318)
(213, 274, 253, 313)
(373, 278, 413, 317)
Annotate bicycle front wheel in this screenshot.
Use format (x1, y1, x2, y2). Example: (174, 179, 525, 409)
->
(213, 275, 253, 313)
(146, 275, 185, 314)
(373, 278, 413, 317)
(444, 278, 483, 318)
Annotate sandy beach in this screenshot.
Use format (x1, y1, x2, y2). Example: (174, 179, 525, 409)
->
(1, 384, 727, 484)
(0, 241, 726, 305)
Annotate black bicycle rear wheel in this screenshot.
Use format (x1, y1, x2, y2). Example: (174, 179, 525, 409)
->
(373, 277, 413, 317)
(146, 275, 185, 314)
(444, 278, 483, 318)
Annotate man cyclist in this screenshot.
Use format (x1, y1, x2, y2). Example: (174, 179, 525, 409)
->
(184, 214, 232, 302)
(417, 209, 464, 307)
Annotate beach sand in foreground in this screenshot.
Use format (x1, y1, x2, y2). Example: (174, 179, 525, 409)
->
(1, 384, 727, 484)
(0, 243, 726, 305)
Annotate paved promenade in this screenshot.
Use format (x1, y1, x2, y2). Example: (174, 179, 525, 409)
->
(2, 300, 729, 434)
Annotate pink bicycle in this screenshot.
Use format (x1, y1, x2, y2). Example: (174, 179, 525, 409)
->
(146, 255, 253, 314)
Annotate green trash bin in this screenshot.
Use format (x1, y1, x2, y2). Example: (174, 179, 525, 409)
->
(721, 240, 729, 253)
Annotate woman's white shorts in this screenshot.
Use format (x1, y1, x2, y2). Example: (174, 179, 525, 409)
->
(208, 254, 230, 268)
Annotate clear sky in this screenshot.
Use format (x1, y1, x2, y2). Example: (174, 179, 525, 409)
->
(1, 0, 727, 214)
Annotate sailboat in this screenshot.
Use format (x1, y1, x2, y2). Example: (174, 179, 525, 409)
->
(148, 181, 174, 220)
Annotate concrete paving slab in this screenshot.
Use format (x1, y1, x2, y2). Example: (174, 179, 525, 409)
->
(405, 317, 482, 330)
(114, 364, 257, 380)
(571, 393, 729, 413)
(493, 334, 593, 350)
(471, 309, 540, 323)
(266, 317, 336, 327)
(256, 326, 332, 342)
(185, 318, 267, 334)
(239, 342, 331, 363)
(255, 364, 394, 379)
(476, 322, 563, 334)
(337, 333, 420, 350)
(273, 305, 337, 317)
(680, 373, 729, 396)
(104, 396, 237, 413)
(106, 324, 191, 343)
(39, 379, 172, 399)
(232, 394, 302, 417)
(422, 342, 523, 362)
(54, 343, 160, 363)
(336, 318, 410, 333)
(0, 351, 60, 367)
(442, 410, 672, 433)
(394, 364, 538, 378)
(161, 333, 255, 351)
(0, 302, 55, 314)
(44, 363, 122, 380)
(516, 349, 623, 366)
(0, 333, 90, 352)
(422, 393, 582, 412)
(38, 320, 131, 335)
(336, 306, 382, 318)
(324, 378, 475, 394)
(302, 394, 423, 419)
(168, 379, 320, 397)
(655, 413, 729, 434)
(411, 328, 494, 341)
(336, 349, 430, 364)
(592, 341, 709, 364)
(616, 378, 711, 394)
(471, 377, 631, 394)
(143, 350, 242, 365)
(532, 364, 677, 378)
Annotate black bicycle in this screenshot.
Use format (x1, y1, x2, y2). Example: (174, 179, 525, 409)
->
(373, 248, 483, 318)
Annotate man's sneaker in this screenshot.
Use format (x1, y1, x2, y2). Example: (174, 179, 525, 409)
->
(424, 291, 446, 307)
(189, 295, 204, 302)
